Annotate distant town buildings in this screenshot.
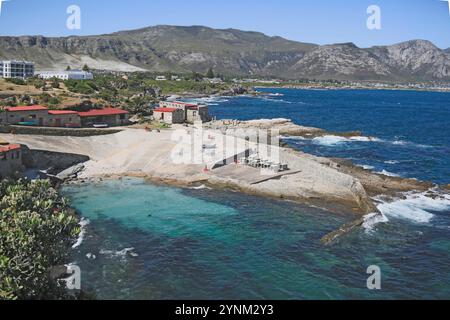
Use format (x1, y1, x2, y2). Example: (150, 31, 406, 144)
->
(155, 101, 211, 124)
(38, 70, 94, 80)
(0, 105, 129, 128)
(155, 76, 167, 81)
(0, 60, 35, 79)
(0, 143, 23, 178)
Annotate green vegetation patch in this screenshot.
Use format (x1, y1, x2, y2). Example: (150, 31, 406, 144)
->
(0, 179, 80, 300)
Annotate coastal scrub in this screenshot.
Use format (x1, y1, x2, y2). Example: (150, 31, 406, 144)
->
(0, 179, 80, 300)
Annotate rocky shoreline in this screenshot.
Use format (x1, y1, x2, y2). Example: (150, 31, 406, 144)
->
(2, 120, 446, 246)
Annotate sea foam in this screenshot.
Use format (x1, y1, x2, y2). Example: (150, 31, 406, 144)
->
(311, 135, 381, 146)
(72, 218, 90, 249)
(375, 191, 450, 224)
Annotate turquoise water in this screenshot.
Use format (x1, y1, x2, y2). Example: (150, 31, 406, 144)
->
(65, 178, 450, 300)
(65, 89, 450, 300)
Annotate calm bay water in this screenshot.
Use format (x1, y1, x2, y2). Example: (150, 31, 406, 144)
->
(65, 89, 450, 300)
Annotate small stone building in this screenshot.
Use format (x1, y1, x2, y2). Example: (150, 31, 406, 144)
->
(153, 108, 185, 124)
(78, 108, 130, 127)
(158, 101, 211, 123)
(0, 144, 23, 178)
(186, 105, 211, 123)
(0, 106, 129, 128)
(47, 110, 81, 128)
(3, 105, 49, 126)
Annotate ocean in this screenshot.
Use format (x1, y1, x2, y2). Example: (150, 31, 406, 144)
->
(64, 88, 450, 299)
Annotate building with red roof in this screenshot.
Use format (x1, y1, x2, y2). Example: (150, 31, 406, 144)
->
(157, 101, 211, 124)
(153, 107, 185, 124)
(1, 105, 129, 128)
(5, 105, 48, 112)
(2, 105, 50, 126)
(78, 108, 129, 127)
(0, 144, 23, 178)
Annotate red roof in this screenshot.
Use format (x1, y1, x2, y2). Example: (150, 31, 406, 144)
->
(0, 144, 21, 153)
(78, 108, 129, 117)
(5, 105, 48, 112)
(48, 110, 79, 115)
(154, 108, 179, 113)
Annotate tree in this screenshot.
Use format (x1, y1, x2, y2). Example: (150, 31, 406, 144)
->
(206, 68, 215, 79)
(51, 78, 60, 89)
(192, 71, 203, 82)
(82, 64, 89, 72)
(0, 179, 80, 300)
(66, 66, 72, 71)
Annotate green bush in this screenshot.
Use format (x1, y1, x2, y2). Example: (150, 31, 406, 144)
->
(5, 78, 26, 86)
(0, 179, 80, 300)
(65, 80, 97, 94)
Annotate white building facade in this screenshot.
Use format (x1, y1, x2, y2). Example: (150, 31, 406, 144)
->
(38, 70, 94, 80)
(0, 60, 35, 79)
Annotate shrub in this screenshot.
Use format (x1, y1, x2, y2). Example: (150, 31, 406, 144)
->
(0, 179, 80, 300)
(5, 78, 26, 86)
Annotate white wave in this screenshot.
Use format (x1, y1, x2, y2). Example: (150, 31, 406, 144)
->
(311, 135, 381, 146)
(375, 191, 450, 224)
(72, 218, 90, 249)
(100, 247, 139, 259)
(281, 135, 308, 141)
(186, 96, 230, 105)
(312, 135, 349, 146)
(363, 212, 389, 233)
(384, 160, 400, 165)
(391, 140, 432, 148)
(358, 164, 375, 170)
(189, 184, 211, 190)
(86, 253, 96, 260)
(349, 136, 382, 142)
(377, 170, 400, 177)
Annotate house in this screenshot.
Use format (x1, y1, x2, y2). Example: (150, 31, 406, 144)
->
(153, 108, 185, 124)
(78, 108, 130, 127)
(47, 110, 81, 128)
(38, 70, 94, 80)
(155, 76, 167, 81)
(2, 105, 49, 126)
(0, 144, 23, 178)
(0, 105, 129, 128)
(0, 60, 34, 79)
(159, 101, 211, 124)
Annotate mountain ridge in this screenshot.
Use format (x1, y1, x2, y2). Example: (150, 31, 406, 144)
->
(1, 25, 449, 81)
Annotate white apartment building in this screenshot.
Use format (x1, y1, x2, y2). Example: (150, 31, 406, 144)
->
(0, 60, 35, 79)
(38, 70, 94, 80)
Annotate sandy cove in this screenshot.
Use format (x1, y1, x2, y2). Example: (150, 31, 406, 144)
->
(0, 120, 434, 244)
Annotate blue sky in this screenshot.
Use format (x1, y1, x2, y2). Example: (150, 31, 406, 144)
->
(0, 0, 449, 48)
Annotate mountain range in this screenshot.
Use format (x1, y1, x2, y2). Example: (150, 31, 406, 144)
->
(1, 25, 450, 82)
